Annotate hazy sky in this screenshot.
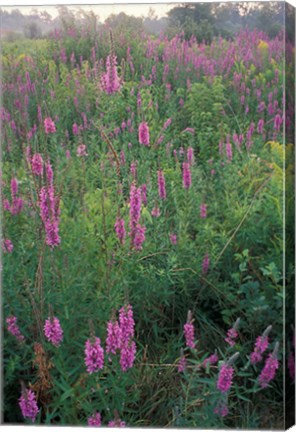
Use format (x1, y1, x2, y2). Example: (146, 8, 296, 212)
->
(1, 2, 176, 21)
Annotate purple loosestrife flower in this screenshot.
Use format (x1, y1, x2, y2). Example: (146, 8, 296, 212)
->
(77, 144, 88, 157)
(250, 325, 272, 364)
(44, 316, 63, 347)
(130, 161, 137, 178)
(202, 254, 210, 274)
(117, 305, 137, 371)
(200, 203, 207, 219)
(11, 177, 18, 199)
(88, 412, 102, 427)
(114, 217, 126, 245)
(178, 355, 186, 372)
(2, 239, 13, 253)
(119, 304, 135, 343)
(274, 114, 283, 131)
(100, 55, 121, 94)
(120, 150, 126, 166)
(157, 170, 166, 200)
(288, 352, 295, 381)
(217, 363, 234, 393)
(72, 123, 79, 135)
(169, 233, 177, 245)
(182, 162, 191, 189)
(6, 316, 25, 342)
(225, 318, 240, 347)
(203, 353, 219, 368)
(257, 119, 264, 134)
(19, 389, 39, 422)
(129, 183, 141, 229)
(151, 206, 161, 217)
(226, 143, 232, 162)
(163, 118, 172, 129)
(44, 117, 56, 134)
(187, 147, 194, 164)
(214, 402, 229, 417)
(3, 199, 10, 211)
(10, 178, 23, 215)
(31, 153, 44, 176)
(108, 419, 126, 427)
(138, 122, 150, 146)
(84, 337, 104, 373)
(184, 311, 195, 349)
(46, 161, 54, 184)
(178, 349, 186, 372)
(106, 320, 122, 355)
(141, 184, 147, 205)
(120, 340, 136, 371)
(258, 344, 279, 388)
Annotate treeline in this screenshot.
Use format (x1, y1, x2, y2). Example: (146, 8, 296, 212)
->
(0, 2, 290, 43)
(0, 6, 168, 41)
(166, 2, 286, 42)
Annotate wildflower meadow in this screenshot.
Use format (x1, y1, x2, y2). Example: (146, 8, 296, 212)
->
(1, 2, 295, 429)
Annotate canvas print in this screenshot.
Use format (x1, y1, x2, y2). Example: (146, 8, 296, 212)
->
(1, 1, 295, 429)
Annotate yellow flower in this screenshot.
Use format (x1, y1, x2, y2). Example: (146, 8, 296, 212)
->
(258, 40, 269, 50)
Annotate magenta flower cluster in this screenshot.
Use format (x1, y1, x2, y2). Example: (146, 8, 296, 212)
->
(87, 412, 102, 426)
(100, 54, 121, 94)
(84, 337, 105, 374)
(31, 153, 44, 176)
(258, 352, 279, 388)
(182, 162, 192, 189)
(44, 316, 63, 347)
(203, 353, 218, 368)
(106, 304, 137, 372)
(19, 389, 39, 422)
(2, 239, 13, 253)
(250, 335, 269, 364)
(138, 122, 150, 146)
(129, 183, 146, 250)
(44, 117, 56, 134)
(4, 178, 23, 215)
(157, 170, 166, 200)
(183, 312, 195, 349)
(39, 161, 61, 247)
(217, 363, 234, 393)
(6, 316, 25, 342)
(114, 217, 126, 245)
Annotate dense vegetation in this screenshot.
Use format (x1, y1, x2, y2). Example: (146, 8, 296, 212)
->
(2, 6, 295, 429)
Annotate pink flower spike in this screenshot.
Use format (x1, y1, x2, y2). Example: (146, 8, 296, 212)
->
(6, 316, 25, 342)
(217, 363, 234, 393)
(84, 337, 104, 374)
(157, 170, 166, 200)
(250, 325, 272, 364)
(44, 316, 63, 347)
(108, 419, 126, 427)
(106, 320, 122, 355)
(88, 412, 102, 427)
(258, 344, 279, 388)
(114, 217, 126, 245)
(182, 162, 191, 189)
(2, 239, 13, 253)
(138, 122, 150, 146)
(44, 117, 56, 134)
(31, 153, 44, 176)
(77, 144, 88, 157)
(214, 402, 229, 417)
(169, 233, 177, 245)
(19, 389, 39, 422)
(202, 254, 210, 274)
(184, 311, 195, 349)
(200, 203, 207, 219)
